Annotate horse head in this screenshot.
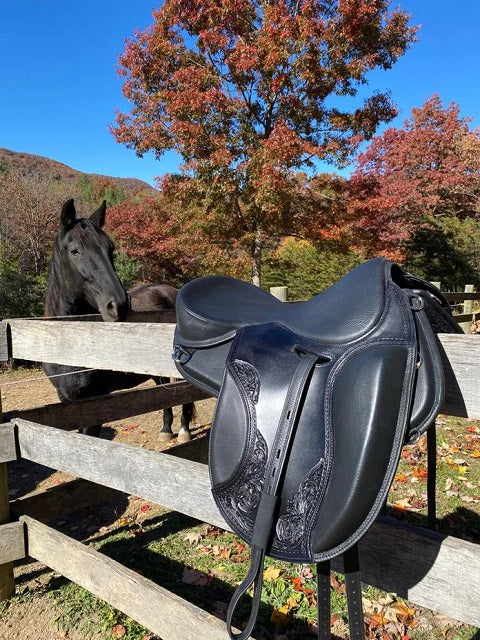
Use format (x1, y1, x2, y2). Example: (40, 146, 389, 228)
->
(48, 198, 129, 321)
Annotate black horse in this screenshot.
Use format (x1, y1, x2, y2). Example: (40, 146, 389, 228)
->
(43, 198, 194, 441)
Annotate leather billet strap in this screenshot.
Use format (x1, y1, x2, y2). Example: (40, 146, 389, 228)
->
(227, 548, 366, 640)
(427, 424, 437, 529)
(317, 546, 365, 640)
(344, 545, 365, 640)
(316, 560, 332, 640)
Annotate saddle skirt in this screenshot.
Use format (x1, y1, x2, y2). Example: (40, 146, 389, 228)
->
(173, 258, 462, 638)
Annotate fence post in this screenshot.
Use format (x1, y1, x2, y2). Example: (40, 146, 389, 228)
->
(0, 391, 15, 599)
(270, 286, 288, 301)
(461, 284, 474, 334)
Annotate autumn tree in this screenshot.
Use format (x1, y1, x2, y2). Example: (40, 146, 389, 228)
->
(77, 174, 127, 207)
(0, 168, 65, 276)
(107, 192, 251, 284)
(348, 95, 480, 264)
(0, 167, 72, 316)
(112, 0, 417, 284)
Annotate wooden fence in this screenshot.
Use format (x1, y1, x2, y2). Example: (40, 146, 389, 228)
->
(0, 317, 479, 638)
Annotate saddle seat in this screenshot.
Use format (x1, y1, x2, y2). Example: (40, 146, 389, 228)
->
(174, 258, 458, 444)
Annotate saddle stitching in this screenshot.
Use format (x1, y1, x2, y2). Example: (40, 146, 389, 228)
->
(308, 343, 417, 563)
(212, 352, 269, 540)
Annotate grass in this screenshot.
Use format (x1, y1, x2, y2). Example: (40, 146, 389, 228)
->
(51, 581, 156, 640)
(45, 415, 480, 640)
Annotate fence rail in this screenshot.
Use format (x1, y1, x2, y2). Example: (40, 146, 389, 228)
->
(0, 316, 479, 637)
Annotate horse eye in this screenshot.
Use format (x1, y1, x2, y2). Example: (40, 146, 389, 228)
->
(71, 248, 80, 256)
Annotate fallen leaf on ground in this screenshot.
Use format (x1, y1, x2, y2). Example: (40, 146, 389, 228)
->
(263, 565, 281, 582)
(182, 566, 210, 586)
(271, 605, 290, 627)
(184, 531, 203, 545)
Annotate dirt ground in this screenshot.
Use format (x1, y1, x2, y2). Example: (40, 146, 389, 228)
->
(0, 366, 216, 640)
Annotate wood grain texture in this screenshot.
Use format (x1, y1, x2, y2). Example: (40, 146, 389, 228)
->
(6, 381, 210, 431)
(3, 320, 479, 418)
(22, 516, 235, 640)
(15, 419, 228, 530)
(354, 518, 480, 627)
(0, 321, 9, 362)
(10, 479, 122, 522)
(438, 333, 480, 418)
(13, 419, 480, 626)
(0, 422, 16, 463)
(10, 438, 210, 521)
(0, 397, 15, 599)
(5, 319, 179, 377)
(0, 522, 26, 564)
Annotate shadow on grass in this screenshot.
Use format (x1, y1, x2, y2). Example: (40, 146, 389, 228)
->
(42, 511, 320, 640)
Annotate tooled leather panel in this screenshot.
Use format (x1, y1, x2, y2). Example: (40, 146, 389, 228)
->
(232, 360, 260, 404)
(213, 360, 268, 540)
(272, 459, 325, 557)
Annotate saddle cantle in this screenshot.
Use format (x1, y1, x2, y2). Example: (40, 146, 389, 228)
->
(172, 258, 462, 640)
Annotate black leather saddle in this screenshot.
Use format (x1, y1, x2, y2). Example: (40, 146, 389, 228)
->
(173, 258, 462, 640)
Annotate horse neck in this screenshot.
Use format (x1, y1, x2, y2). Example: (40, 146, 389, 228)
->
(44, 247, 96, 318)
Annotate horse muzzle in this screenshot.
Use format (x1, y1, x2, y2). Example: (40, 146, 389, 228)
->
(103, 297, 129, 322)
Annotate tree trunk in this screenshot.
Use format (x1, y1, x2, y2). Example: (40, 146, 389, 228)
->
(252, 227, 262, 287)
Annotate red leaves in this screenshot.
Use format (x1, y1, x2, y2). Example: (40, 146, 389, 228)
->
(112, 0, 416, 234)
(349, 95, 480, 259)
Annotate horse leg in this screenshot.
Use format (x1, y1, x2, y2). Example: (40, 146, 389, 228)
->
(157, 376, 175, 442)
(177, 402, 194, 443)
(158, 406, 175, 442)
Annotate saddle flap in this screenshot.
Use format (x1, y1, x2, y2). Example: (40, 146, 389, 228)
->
(209, 322, 417, 563)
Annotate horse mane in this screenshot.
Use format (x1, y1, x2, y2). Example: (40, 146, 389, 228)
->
(44, 235, 63, 317)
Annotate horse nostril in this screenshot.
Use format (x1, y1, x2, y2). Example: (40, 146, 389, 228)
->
(106, 300, 119, 318)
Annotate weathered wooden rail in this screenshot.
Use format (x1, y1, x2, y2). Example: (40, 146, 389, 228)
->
(0, 318, 479, 638)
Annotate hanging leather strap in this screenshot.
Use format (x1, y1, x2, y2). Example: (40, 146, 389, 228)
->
(344, 545, 365, 640)
(427, 423, 437, 529)
(316, 560, 331, 640)
(226, 545, 265, 640)
(226, 349, 320, 639)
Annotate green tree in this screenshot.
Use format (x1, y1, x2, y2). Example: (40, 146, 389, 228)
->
(77, 175, 127, 207)
(113, 249, 142, 290)
(263, 236, 361, 299)
(113, 0, 417, 284)
(404, 217, 480, 289)
(0, 250, 45, 318)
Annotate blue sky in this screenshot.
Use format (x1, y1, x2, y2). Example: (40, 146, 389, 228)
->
(1, 1, 479, 187)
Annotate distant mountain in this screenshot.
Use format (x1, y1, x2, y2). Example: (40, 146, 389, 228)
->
(0, 147, 155, 197)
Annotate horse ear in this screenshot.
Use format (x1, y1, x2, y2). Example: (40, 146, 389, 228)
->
(61, 199, 76, 231)
(90, 200, 107, 228)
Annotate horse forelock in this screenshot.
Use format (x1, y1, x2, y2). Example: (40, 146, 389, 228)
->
(71, 217, 109, 247)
